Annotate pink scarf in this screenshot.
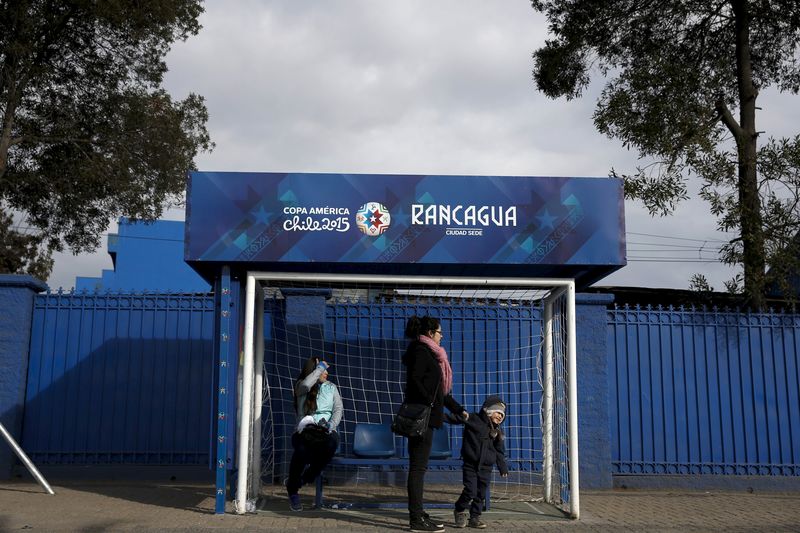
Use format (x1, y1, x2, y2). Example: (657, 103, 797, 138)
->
(418, 334, 453, 394)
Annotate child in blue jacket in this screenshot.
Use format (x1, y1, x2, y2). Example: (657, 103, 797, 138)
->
(447, 395, 508, 529)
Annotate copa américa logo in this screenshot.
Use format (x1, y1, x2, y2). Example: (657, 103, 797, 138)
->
(355, 201, 391, 237)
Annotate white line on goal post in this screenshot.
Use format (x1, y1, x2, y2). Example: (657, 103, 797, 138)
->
(247, 272, 577, 288)
(541, 282, 580, 519)
(542, 291, 555, 504)
(233, 271, 580, 518)
(566, 281, 580, 519)
(250, 286, 265, 503)
(235, 275, 257, 514)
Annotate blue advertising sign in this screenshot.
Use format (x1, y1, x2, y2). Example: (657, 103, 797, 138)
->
(185, 172, 626, 286)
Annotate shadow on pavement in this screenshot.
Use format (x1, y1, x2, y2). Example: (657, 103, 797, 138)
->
(0, 484, 48, 495)
(53, 480, 217, 514)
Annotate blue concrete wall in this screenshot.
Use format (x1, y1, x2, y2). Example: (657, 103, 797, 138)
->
(0, 275, 48, 478)
(75, 218, 210, 293)
(576, 293, 614, 489)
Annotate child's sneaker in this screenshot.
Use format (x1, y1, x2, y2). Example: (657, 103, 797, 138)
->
(454, 510, 469, 528)
(288, 493, 302, 511)
(468, 516, 487, 529)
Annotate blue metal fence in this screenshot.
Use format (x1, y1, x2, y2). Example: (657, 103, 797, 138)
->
(608, 305, 800, 476)
(22, 289, 800, 480)
(23, 291, 215, 465)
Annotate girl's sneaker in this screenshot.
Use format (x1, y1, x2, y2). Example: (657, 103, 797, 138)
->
(288, 493, 302, 511)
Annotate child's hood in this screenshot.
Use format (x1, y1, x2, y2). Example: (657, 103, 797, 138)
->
(481, 395, 507, 412)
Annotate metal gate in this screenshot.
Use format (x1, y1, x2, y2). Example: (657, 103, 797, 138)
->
(609, 305, 800, 476)
(23, 290, 215, 465)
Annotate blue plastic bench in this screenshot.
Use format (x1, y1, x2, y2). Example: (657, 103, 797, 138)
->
(353, 422, 395, 458)
(314, 423, 404, 507)
(430, 426, 453, 459)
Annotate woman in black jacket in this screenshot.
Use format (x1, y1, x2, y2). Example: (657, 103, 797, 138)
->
(402, 315, 468, 533)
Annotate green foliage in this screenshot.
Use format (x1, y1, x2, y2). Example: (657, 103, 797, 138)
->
(532, 0, 800, 307)
(0, 0, 212, 279)
(689, 273, 713, 293)
(0, 209, 52, 278)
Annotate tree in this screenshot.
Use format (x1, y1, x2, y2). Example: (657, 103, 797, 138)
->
(0, 208, 52, 279)
(531, 0, 800, 308)
(0, 0, 212, 279)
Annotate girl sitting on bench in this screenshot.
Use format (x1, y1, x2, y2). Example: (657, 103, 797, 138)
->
(286, 356, 343, 511)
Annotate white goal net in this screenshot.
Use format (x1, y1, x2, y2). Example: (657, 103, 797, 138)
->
(234, 274, 578, 518)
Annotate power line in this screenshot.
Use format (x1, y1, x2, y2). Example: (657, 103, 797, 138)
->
(628, 257, 723, 264)
(627, 230, 729, 243)
(628, 240, 724, 250)
(627, 251, 721, 256)
(8, 224, 734, 254)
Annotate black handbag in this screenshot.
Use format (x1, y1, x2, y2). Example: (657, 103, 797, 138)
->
(391, 402, 432, 437)
(300, 423, 330, 445)
(392, 382, 440, 438)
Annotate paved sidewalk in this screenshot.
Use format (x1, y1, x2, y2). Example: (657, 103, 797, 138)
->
(1, 480, 799, 531)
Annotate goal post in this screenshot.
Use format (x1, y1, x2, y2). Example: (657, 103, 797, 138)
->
(235, 272, 579, 519)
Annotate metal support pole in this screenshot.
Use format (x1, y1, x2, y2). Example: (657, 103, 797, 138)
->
(0, 421, 54, 495)
(215, 266, 232, 514)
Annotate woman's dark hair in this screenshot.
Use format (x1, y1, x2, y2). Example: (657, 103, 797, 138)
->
(404, 315, 440, 339)
(294, 356, 321, 415)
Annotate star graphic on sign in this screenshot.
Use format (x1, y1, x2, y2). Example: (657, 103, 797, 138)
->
(357, 205, 374, 223)
(371, 208, 390, 228)
(252, 205, 270, 225)
(536, 209, 558, 230)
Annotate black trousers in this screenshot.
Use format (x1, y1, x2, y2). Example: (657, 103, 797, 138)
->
(455, 462, 490, 517)
(286, 430, 339, 495)
(407, 426, 434, 519)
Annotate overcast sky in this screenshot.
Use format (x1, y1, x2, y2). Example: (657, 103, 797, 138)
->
(47, 0, 800, 291)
